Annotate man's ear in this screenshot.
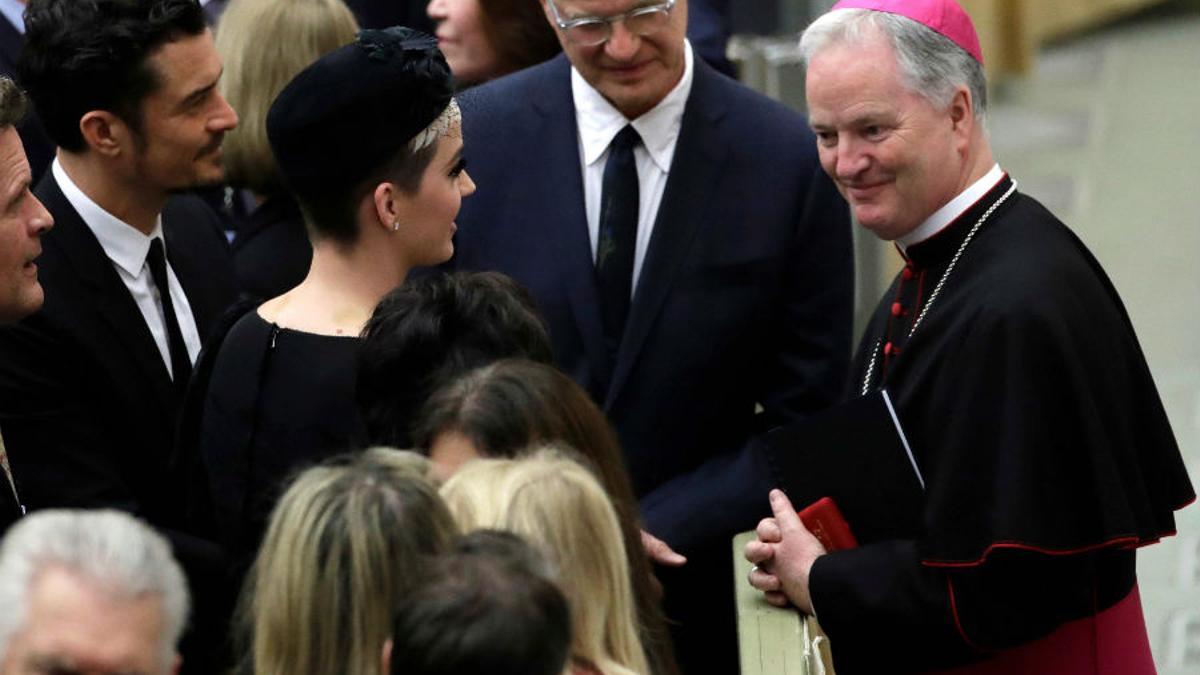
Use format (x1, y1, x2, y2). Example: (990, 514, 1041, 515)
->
(948, 86, 975, 149)
(78, 110, 129, 158)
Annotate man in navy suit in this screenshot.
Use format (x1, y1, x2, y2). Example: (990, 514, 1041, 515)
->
(0, 2, 238, 672)
(451, 0, 853, 668)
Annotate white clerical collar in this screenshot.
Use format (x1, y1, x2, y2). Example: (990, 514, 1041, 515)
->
(572, 39, 695, 173)
(898, 164, 1008, 252)
(0, 0, 26, 33)
(52, 158, 165, 277)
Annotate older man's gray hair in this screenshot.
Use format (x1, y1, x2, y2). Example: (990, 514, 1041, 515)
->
(0, 77, 28, 129)
(0, 509, 191, 668)
(800, 8, 989, 120)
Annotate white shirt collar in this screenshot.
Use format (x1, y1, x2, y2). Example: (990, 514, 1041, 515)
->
(0, 0, 25, 33)
(52, 158, 165, 276)
(898, 164, 1008, 251)
(572, 39, 695, 172)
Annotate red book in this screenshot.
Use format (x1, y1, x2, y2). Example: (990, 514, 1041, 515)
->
(798, 497, 859, 552)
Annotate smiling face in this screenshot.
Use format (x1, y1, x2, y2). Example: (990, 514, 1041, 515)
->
(392, 119, 476, 267)
(427, 0, 503, 85)
(0, 127, 53, 324)
(805, 32, 966, 241)
(0, 567, 172, 675)
(129, 29, 238, 194)
(543, 0, 687, 120)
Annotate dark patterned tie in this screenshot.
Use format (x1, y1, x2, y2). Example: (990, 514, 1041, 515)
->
(146, 238, 192, 391)
(596, 125, 641, 366)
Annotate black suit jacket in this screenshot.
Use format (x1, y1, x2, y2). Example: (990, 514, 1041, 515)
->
(0, 172, 238, 673)
(454, 55, 854, 548)
(0, 171, 236, 524)
(0, 15, 54, 184)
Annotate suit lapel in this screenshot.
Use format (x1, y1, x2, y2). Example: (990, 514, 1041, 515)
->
(534, 58, 611, 389)
(38, 175, 176, 409)
(605, 61, 730, 407)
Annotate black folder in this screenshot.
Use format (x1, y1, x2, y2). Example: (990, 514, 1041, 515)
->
(763, 390, 925, 545)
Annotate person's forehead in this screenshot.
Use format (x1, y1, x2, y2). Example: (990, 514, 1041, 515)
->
(807, 38, 900, 98)
(0, 126, 27, 178)
(20, 568, 166, 674)
(143, 30, 221, 98)
(552, 0, 674, 18)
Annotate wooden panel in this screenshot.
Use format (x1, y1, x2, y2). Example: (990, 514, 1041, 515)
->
(960, 0, 1169, 79)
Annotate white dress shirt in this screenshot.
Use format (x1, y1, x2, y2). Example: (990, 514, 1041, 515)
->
(897, 163, 1010, 252)
(52, 159, 201, 379)
(572, 40, 695, 297)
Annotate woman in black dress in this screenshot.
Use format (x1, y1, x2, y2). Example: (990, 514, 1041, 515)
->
(197, 27, 474, 570)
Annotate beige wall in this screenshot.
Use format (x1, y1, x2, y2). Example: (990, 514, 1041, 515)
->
(960, 0, 1169, 78)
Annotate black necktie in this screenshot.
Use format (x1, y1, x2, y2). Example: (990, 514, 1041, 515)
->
(146, 238, 192, 391)
(596, 125, 641, 364)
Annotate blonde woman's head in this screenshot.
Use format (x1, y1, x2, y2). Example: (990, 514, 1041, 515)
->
(242, 448, 457, 675)
(216, 0, 358, 194)
(440, 448, 648, 675)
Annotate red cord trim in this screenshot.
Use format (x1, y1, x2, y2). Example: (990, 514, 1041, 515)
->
(945, 576, 989, 652)
(921, 532, 1177, 569)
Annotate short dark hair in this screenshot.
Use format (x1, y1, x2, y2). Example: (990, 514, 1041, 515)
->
(0, 78, 28, 129)
(265, 27, 455, 245)
(356, 271, 554, 449)
(389, 530, 571, 675)
(19, 0, 207, 152)
(296, 139, 439, 245)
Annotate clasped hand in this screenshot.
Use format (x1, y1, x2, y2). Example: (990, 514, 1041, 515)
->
(743, 489, 827, 614)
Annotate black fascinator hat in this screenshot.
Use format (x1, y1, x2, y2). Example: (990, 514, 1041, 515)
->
(267, 26, 454, 198)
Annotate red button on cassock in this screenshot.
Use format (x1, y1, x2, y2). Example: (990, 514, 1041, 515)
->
(884, 341, 895, 356)
(891, 302, 904, 317)
(901, 266, 915, 281)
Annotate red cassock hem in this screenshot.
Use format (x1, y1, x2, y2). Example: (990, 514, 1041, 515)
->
(930, 584, 1154, 675)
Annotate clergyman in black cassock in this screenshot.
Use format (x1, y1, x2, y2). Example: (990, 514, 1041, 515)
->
(745, 2, 1194, 673)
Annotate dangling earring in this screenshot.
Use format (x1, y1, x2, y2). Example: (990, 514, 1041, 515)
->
(392, 221, 400, 231)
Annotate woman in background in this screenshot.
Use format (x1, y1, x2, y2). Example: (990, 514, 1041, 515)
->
(238, 448, 457, 675)
(215, 0, 358, 299)
(441, 449, 649, 675)
(427, 0, 561, 87)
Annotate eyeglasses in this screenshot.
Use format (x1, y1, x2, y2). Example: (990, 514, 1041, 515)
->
(546, 0, 677, 47)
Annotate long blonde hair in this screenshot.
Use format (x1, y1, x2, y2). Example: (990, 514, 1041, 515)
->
(440, 448, 649, 675)
(215, 0, 358, 194)
(240, 448, 457, 675)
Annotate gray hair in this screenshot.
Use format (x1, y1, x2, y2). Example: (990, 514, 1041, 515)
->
(0, 77, 28, 129)
(800, 8, 988, 119)
(0, 510, 190, 670)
